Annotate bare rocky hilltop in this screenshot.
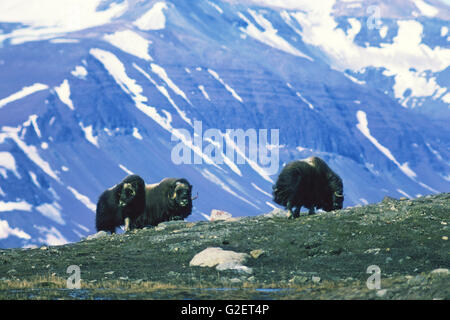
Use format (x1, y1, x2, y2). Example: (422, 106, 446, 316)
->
(0, 193, 449, 300)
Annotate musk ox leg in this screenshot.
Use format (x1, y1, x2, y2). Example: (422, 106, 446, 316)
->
(286, 201, 294, 219)
(308, 207, 315, 215)
(293, 207, 301, 218)
(124, 217, 130, 232)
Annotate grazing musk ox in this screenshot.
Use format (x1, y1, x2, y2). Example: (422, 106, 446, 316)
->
(95, 174, 146, 233)
(272, 156, 343, 217)
(131, 178, 193, 228)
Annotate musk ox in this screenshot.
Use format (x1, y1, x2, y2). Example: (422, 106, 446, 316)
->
(272, 156, 343, 217)
(131, 178, 193, 228)
(95, 174, 146, 233)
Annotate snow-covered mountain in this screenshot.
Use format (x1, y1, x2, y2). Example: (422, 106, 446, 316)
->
(0, 0, 449, 248)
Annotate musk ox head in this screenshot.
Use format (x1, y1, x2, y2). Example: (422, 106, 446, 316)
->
(118, 175, 145, 209)
(329, 176, 344, 211)
(168, 178, 193, 219)
(332, 190, 344, 210)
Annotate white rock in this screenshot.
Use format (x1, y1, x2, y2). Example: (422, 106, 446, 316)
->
(376, 289, 388, 297)
(216, 261, 253, 274)
(264, 208, 290, 218)
(84, 231, 109, 241)
(210, 209, 233, 221)
(189, 247, 249, 268)
(431, 268, 449, 275)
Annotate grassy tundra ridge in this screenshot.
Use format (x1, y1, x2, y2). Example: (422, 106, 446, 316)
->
(0, 193, 448, 300)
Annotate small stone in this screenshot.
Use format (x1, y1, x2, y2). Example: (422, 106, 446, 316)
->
(289, 276, 308, 284)
(119, 276, 129, 280)
(264, 208, 290, 218)
(155, 225, 166, 231)
(210, 209, 233, 221)
(431, 268, 449, 275)
(40, 246, 48, 251)
(229, 278, 241, 283)
(190, 247, 249, 268)
(216, 262, 253, 274)
(385, 257, 393, 264)
(442, 236, 448, 241)
(104, 271, 114, 275)
(312, 276, 321, 283)
(250, 249, 265, 259)
(364, 248, 381, 255)
(7, 269, 16, 275)
(376, 289, 388, 297)
(408, 275, 426, 285)
(85, 231, 108, 241)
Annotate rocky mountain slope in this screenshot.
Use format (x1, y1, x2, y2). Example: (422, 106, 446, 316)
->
(0, 193, 448, 299)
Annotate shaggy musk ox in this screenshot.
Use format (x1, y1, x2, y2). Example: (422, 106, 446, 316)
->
(95, 175, 146, 233)
(272, 156, 343, 217)
(131, 178, 193, 228)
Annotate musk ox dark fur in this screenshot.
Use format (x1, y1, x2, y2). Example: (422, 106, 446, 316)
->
(272, 156, 343, 217)
(95, 174, 146, 233)
(131, 178, 193, 228)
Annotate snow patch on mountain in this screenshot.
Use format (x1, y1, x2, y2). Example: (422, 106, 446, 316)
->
(103, 30, 153, 61)
(238, 9, 313, 61)
(79, 123, 99, 148)
(0, 127, 59, 181)
(71, 66, 88, 79)
(35, 225, 68, 246)
(0, 0, 128, 45)
(36, 202, 65, 225)
(55, 79, 75, 110)
(67, 186, 96, 212)
(208, 1, 224, 14)
(207, 69, 243, 103)
(200, 168, 259, 209)
(134, 63, 192, 125)
(286, 3, 450, 105)
(413, 0, 439, 17)
(0, 220, 31, 240)
(0, 201, 33, 212)
(134, 2, 168, 31)
(251, 182, 272, 198)
(0, 84, 48, 109)
(198, 85, 211, 101)
(132, 127, 143, 140)
(119, 164, 134, 175)
(150, 63, 191, 105)
(0, 152, 20, 178)
(356, 110, 417, 179)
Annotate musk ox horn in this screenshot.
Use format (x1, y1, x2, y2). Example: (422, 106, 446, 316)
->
(192, 192, 199, 201)
(334, 191, 344, 198)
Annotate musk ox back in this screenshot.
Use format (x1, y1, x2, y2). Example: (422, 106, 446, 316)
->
(95, 174, 146, 233)
(272, 157, 343, 217)
(131, 178, 193, 228)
